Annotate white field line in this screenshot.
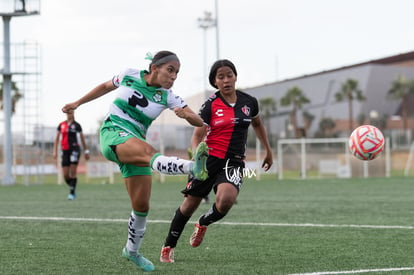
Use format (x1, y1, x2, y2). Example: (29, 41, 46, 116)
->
(2, 216, 414, 274)
(289, 266, 414, 275)
(0, 216, 414, 230)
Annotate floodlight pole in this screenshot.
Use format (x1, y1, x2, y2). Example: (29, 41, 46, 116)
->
(1, 3, 40, 185)
(214, 0, 220, 59)
(2, 15, 13, 185)
(197, 1, 220, 100)
(198, 11, 216, 100)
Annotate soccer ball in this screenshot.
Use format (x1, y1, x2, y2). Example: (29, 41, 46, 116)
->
(348, 125, 385, 160)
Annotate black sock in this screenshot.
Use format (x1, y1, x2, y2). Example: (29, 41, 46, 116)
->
(164, 208, 191, 248)
(199, 203, 225, 226)
(69, 178, 77, 195)
(64, 178, 71, 187)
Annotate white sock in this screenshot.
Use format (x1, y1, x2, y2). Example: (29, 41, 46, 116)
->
(125, 211, 146, 254)
(150, 154, 192, 175)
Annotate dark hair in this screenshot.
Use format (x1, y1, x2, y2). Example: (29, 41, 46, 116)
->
(148, 50, 179, 71)
(208, 59, 237, 89)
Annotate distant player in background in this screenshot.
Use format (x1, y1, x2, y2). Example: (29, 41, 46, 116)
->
(53, 111, 90, 200)
(61, 50, 208, 272)
(160, 59, 273, 263)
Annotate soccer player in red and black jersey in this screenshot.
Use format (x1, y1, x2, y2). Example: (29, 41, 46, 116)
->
(53, 112, 90, 200)
(160, 59, 273, 263)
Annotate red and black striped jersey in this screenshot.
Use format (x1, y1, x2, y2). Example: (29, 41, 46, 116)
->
(199, 90, 259, 159)
(57, 121, 82, 150)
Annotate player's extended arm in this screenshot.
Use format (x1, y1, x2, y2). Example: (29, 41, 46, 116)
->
(174, 106, 204, 127)
(62, 80, 116, 113)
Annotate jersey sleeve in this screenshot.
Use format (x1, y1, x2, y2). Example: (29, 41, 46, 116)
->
(198, 99, 212, 125)
(112, 73, 123, 88)
(75, 122, 83, 132)
(112, 68, 133, 87)
(167, 91, 187, 110)
(251, 96, 259, 118)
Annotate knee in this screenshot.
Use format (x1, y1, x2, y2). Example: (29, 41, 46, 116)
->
(139, 144, 157, 166)
(130, 194, 150, 213)
(133, 203, 149, 213)
(145, 145, 157, 157)
(180, 197, 202, 216)
(215, 196, 236, 214)
(180, 204, 197, 217)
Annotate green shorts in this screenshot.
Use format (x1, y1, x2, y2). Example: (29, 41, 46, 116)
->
(100, 119, 152, 177)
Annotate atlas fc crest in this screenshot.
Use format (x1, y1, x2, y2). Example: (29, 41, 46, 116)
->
(241, 105, 250, 116)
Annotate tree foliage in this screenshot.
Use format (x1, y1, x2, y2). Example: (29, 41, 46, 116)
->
(387, 75, 414, 130)
(259, 97, 277, 144)
(281, 86, 310, 137)
(0, 81, 23, 114)
(335, 78, 365, 132)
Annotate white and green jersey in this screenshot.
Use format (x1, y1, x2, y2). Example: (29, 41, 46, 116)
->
(107, 68, 187, 138)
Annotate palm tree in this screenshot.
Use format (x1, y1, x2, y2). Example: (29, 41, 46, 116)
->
(259, 97, 277, 145)
(302, 111, 315, 136)
(387, 75, 414, 131)
(280, 86, 310, 137)
(335, 78, 365, 133)
(318, 117, 336, 138)
(0, 80, 23, 114)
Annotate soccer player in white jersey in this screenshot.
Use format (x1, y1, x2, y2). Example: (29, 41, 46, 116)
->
(62, 50, 208, 272)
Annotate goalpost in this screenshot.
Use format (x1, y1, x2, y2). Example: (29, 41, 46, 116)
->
(277, 137, 390, 180)
(404, 140, 414, 176)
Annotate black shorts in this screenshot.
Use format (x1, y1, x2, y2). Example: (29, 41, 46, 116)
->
(181, 156, 245, 198)
(61, 149, 81, 167)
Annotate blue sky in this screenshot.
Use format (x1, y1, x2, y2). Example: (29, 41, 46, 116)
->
(3, 0, 414, 133)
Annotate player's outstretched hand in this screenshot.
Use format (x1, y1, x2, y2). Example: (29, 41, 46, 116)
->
(262, 154, 273, 172)
(174, 107, 187, 119)
(62, 102, 78, 114)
